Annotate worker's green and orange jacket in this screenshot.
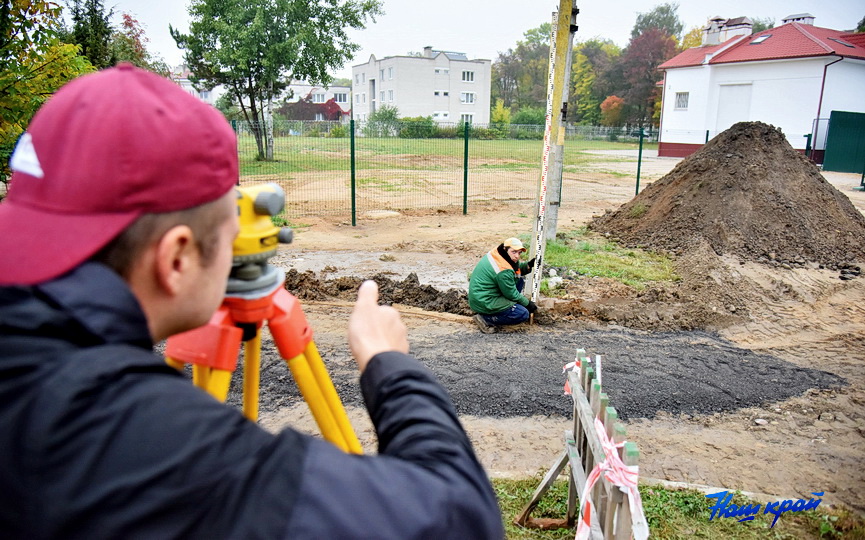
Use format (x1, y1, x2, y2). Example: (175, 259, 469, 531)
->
(468, 246, 531, 315)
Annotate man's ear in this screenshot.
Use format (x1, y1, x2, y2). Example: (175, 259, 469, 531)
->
(153, 225, 196, 295)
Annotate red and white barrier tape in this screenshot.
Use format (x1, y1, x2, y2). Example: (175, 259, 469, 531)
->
(575, 418, 646, 540)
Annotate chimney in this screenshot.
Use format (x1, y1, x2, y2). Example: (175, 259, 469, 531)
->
(782, 13, 815, 25)
(702, 16, 753, 46)
(423, 46, 433, 58)
(702, 16, 725, 45)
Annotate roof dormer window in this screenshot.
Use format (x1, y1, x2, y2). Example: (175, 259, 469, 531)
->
(750, 34, 772, 44)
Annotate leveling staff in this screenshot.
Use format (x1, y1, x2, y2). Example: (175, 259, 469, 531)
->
(0, 64, 503, 539)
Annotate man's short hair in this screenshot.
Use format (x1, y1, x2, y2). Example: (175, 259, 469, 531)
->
(90, 196, 230, 279)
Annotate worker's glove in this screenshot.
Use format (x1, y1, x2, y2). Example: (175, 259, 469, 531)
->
(526, 301, 538, 314)
(526, 258, 536, 272)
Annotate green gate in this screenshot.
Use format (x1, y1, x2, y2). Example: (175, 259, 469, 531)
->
(823, 110, 865, 174)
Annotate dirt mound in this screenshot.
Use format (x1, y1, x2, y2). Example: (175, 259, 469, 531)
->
(284, 269, 472, 315)
(590, 121, 865, 269)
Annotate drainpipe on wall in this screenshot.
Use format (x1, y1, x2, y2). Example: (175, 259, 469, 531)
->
(812, 55, 843, 162)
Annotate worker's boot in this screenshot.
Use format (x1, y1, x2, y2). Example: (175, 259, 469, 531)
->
(473, 314, 496, 334)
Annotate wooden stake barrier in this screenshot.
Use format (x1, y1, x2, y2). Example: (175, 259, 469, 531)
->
(515, 349, 649, 539)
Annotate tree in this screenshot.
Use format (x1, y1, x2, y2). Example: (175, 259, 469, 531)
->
(631, 2, 684, 42)
(363, 105, 399, 137)
(570, 38, 621, 125)
(750, 17, 775, 34)
(620, 27, 677, 125)
(490, 99, 511, 137)
(600, 95, 624, 126)
(680, 26, 702, 50)
(109, 13, 169, 75)
(858, 16, 865, 32)
(65, 0, 115, 69)
(172, 0, 382, 161)
(491, 23, 551, 110)
(1, 1, 93, 188)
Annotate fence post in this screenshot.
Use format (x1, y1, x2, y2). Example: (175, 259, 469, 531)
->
(635, 129, 644, 196)
(705, 130, 710, 143)
(463, 122, 470, 215)
(803, 133, 813, 158)
(350, 119, 357, 226)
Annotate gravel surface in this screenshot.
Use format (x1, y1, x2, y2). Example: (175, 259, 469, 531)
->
(234, 326, 845, 421)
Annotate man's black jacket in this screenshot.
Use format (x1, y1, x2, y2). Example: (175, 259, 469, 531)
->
(0, 263, 504, 538)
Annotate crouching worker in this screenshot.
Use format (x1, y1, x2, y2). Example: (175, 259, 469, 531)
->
(468, 237, 538, 333)
(0, 64, 504, 539)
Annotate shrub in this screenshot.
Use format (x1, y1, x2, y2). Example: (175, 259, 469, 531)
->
(399, 116, 436, 138)
(329, 124, 347, 138)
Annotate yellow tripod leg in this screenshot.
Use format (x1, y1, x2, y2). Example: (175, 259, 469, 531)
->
(287, 353, 351, 452)
(304, 342, 363, 454)
(165, 357, 185, 371)
(242, 332, 261, 421)
(192, 364, 232, 402)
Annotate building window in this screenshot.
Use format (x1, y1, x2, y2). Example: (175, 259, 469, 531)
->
(460, 92, 476, 104)
(462, 70, 474, 82)
(314, 113, 325, 121)
(355, 74, 360, 83)
(312, 93, 325, 103)
(362, 73, 365, 82)
(355, 93, 360, 103)
(388, 67, 393, 79)
(674, 92, 689, 110)
(380, 69, 384, 79)
(362, 93, 366, 104)
(388, 90, 394, 101)
(380, 91, 385, 102)
(334, 93, 347, 103)
(460, 113, 473, 124)
(443, 91, 449, 96)
(434, 91, 440, 96)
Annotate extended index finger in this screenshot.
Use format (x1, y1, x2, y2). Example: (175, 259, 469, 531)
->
(355, 280, 379, 307)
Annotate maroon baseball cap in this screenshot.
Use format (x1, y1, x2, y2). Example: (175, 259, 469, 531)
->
(0, 63, 238, 285)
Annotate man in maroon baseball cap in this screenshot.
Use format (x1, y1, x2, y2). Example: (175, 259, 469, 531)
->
(0, 65, 502, 538)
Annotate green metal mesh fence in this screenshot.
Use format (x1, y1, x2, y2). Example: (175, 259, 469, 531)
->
(235, 120, 657, 220)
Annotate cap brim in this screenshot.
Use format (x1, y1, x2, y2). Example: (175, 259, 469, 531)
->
(0, 202, 138, 285)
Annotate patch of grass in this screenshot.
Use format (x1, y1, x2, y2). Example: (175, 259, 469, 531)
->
(541, 228, 677, 288)
(269, 214, 309, 229)
(357, 176, 403, 192)
(494, 477, 865, 539)
(628, 202, 648, 219)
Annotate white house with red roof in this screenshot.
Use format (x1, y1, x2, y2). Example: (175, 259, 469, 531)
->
(656, 14, 865, 161)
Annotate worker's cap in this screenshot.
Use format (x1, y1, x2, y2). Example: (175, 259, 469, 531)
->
(503, 237, 526, 252)
(0, 63, 239, 285)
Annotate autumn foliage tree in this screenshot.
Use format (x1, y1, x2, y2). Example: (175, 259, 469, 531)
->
(1, 1, 93, 189)
(600, 95, 625, 126)
(620, 28, 677, 125)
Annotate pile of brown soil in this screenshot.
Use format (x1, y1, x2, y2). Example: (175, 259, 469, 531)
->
(284, 269, 472, 315)
(589, 121, 865, 268)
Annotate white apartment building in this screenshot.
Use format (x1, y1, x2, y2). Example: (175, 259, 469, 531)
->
(283, 82, 352, 117)
(351, 46, 491, 124)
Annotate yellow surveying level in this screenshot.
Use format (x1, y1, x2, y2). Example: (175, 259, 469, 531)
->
(165, 183, 362, 454)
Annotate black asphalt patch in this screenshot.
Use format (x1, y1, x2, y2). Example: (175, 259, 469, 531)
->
(239, 327, 846, 421)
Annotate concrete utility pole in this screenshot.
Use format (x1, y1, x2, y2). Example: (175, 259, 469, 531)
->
(528, 0, 579, 303)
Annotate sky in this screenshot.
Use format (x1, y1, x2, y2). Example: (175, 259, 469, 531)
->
(110, 0, 863, 80)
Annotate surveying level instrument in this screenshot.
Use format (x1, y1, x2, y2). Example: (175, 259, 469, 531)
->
(165, 183, 362, 454)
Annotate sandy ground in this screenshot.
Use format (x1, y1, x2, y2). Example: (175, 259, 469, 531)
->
(254, 154, 865, 512)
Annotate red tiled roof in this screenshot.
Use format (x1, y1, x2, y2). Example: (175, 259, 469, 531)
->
(658, 36, 743, 68)
(841, 32, 865, 48)
(660, 22, 865, 70)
